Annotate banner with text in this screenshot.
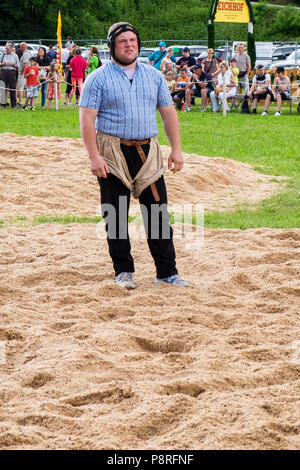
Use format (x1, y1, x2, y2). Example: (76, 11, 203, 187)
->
(215, 0, 250, 23)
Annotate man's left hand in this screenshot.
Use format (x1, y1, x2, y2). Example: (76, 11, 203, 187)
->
(168, 149, 184, 174)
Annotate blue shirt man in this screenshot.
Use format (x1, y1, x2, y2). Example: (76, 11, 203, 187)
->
(148, 41, 176, 70)
(79, 22, 188, 289)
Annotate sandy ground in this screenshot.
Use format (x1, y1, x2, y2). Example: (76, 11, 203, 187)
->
(0, 134, 299, 450)
(0, 133, 285, 218)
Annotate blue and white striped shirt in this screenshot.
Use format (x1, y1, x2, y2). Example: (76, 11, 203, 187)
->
(79, 61, 173, 140)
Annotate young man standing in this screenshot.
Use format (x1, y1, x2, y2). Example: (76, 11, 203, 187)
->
(79, 22, 188, 289)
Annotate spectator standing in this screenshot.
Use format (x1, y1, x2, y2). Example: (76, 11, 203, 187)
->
(233, 43, 251, 94)
(17, 42, 31, 107)
(0, 42, 20, 108)
(148, 41, 176, 70)
(61, 44, 70, 72)
(272, 66, 291, 116)
(63, 46, 79, 105)
(210, 61, 236, 113)
(176, 47, 196, 73)
(87, 47, 101, 74)
(47, 45, 57, 63)
(36, 47, 50, 108)
(66, 36, 74, 50)
(201, 48, 219, 87)
(160, 48, 175, 72)
(68, 47, 87, 105)
(0, 47, 6, 107)
(184, 64, 213, 112)
(47, 61, 63, 108)
(22, 56, 39, 111)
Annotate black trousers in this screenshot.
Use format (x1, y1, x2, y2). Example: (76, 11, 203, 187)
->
(98, 143, 178, 279)
(2, 69, 17, 107)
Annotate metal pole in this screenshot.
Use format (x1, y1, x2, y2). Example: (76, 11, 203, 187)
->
(223, 74, 226, 117)
(55, 81, 58, 110)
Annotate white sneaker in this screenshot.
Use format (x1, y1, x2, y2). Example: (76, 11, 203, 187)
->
(115, 272, 136, 289)
(183, 107, 190, 112)
(261, 111, 268, 116)
(154, 274, 189, 287)
(274, 111, 281, 116)
(200, 108, 206, 112)
(67, 103, 72, 106)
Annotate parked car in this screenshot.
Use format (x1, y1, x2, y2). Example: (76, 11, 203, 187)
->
(270, 48, 300, 70)
(272, 45, 297, 62)
(137, 47, 156, 64)
(82, 47, 110, 65)
(196, 46, 232, 64)
(169, 45, 207, 58)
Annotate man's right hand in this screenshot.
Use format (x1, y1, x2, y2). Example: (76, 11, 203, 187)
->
(90, 155, 110, 178)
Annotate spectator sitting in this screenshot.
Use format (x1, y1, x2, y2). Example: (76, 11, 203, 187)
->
(87, 47, 101, 74)
(272, 66, 291, 116)
(171, 67, 190, 111)
(160, 48, 174, 72)
(176, 47, 196, 73)
(184, 64, 213, 112)
(201, 48, 219, 86)
(164, 71, 176, 91)
(22, 56, 39, 111)
(247, 64, 273, 115)
(47, 45, 57, 63)
(210, 61, 236, 113)
(148, 41, 176, 70)
(162, 62, 177, 79)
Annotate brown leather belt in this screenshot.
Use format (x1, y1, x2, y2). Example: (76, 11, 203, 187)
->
(120, 138, 160, 202)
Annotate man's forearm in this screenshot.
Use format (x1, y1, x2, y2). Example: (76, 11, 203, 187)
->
(80, 114, 99, 160)
(160, 107, 181, 151)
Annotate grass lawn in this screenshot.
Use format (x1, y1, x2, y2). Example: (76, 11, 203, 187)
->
(0, 85, 299, 229)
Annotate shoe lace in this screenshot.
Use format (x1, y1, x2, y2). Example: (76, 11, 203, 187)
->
(118, 272, 132, 282)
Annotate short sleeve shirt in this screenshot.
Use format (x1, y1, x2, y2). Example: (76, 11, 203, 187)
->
(233, 52, 250, 73)
(79, 61, 173, 140)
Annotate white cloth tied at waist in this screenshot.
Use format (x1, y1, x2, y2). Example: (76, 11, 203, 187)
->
(96, 131, 165, 199)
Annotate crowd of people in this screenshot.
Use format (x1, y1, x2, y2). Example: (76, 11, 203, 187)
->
(0, 39, 293, 115)
(150, 42, 291, 116)
(0, 39, 100, 110)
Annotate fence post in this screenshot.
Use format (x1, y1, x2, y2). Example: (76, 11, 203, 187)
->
(223, 75, 227, 117)
(55, 81, 58, 110)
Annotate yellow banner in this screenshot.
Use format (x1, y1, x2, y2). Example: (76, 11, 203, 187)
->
(215, 0, 250, 23)
(56, 10, 63, 74)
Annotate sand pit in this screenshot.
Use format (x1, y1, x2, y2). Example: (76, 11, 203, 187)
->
(0, 224, 299, 450)
(0, 133, 299, 450)
(0, 133, 285, 218)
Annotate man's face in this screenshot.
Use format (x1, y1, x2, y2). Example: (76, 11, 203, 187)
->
(114, 31, 138, 65)
(195, 68, 202, 77)
(238, 45, 244, 54)
(257, 67, 265, 76)
(159, 46, 166, 52)
(183, 50, 189, 57)
(5, 43, 12, 53)
(180, 70, 187, 78)
(20, 42, 27, 51)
